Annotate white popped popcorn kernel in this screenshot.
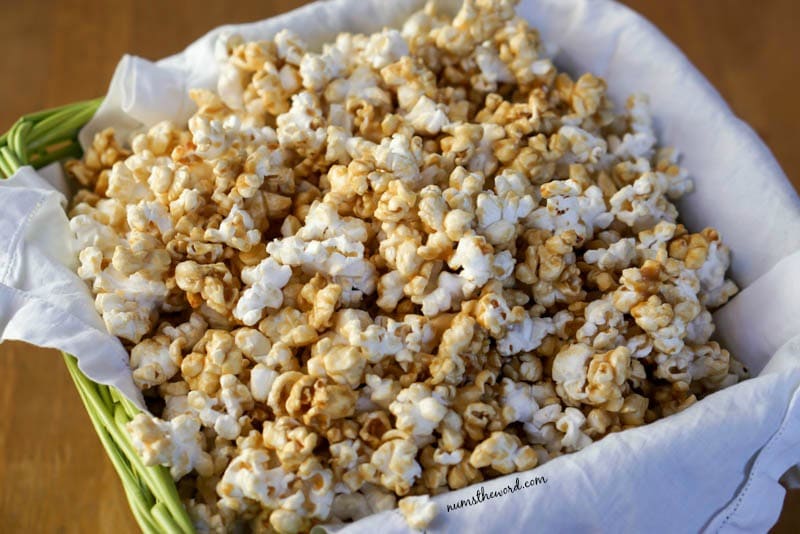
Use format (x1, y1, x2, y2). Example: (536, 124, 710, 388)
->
(77, 246, 103, 280)
(370, 439, 422, 495)
(203, 204, 261, 252)
(398, 495, 438, 530)
(127, 413, 212, 479)
(557, 125, 607, 164)
(389, 383, 448, 437)
(496, 312, 554, 357)
(433, 448, 464, 466)
(249, 363, 279, 402)
(449, 234, 512, 289)
(233, 257, 292, 326)
(475, 43, 514, 84)
(532, 179, 613, 240)
(576, 297, 625, 350)
(267, 235, 376, 297)
(70, 214, 122, 255)
(697, 240, 738, 308)
(551, 343, 594, 405)
(373, 133, 423, 187)
(610, 173, 678, 232)
(555, 407, 592, 451)
(553, 344, 632, 410)
(499, 378, 538, 423)
(469, 431, 538, 474)
(277, 91, 327, 155)
(405, 95, 450, 135)
(130, 335, 180, 388)
(365, 374, 401, 409)
(217, 61, 246, 111)
(475, 188, 536, 246)
(363, 29, 409, 69)
(610, 94, 657, 159)
(584, 238, 636, 271)
(126, 200, 173, 236)
(217, 447, 295, 511)
(95, 292, 157, 343)
(299, 48, 345, 92)
(274, 29, 307, 65)
(421, 271, 469, 316)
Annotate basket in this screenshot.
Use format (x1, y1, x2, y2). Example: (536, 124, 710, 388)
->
(0, 101, 195, 534)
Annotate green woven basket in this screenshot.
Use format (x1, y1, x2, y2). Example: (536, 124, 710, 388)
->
(0, 100, 194, 534)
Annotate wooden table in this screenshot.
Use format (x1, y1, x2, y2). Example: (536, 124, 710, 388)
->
(1, 1, 797, 532)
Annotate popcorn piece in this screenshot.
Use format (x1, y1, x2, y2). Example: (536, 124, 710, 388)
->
(363, 29, 410, 70)
(233, 257, 292, 326)
(575, 297, 625, 350)
(552, 344, 632, 411)
(449, 234, 513, 289)
(130, 335, 181, 389)
(555, 407, 592, 451)
(405, 95, 450, 135)
(95, 292, 154, 343)
(696, 238, 738, 308)
(469, 431, 538, 474)
(127, 413, 213, 479)
(217, 447, 295, 511)
(204, 204, 261, 252)
(532, 177, 612, 241)
(496, 311, 555, 357)
(610, 173, 679, 232)
(398, 495, 438, 530)
(389, 383, 449, 437)
(370, 439, 422, 495)
(584, 238, 636, 271)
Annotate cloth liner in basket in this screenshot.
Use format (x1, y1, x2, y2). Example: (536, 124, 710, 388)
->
(2, 0, 800, 532)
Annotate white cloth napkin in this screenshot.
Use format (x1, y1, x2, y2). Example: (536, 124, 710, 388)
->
(2, 0, 800, 531)
(0, 165, 143, 406)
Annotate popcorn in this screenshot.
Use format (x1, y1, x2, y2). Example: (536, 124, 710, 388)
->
(610, 173, 679, 232)
(532, 177, 613, 241)
(555, 407, 593, 452)
(370, 439, 422, 495)
(405, 95, 450, 135)
(584, 237, 636, 271)
(277, 91, 327, 156)
(449, 234, 513, 289)
(94, 292, 154, 343)
(68, 1, 745, 530)
(496, 310, 555, 357)
(389, 383, 449, 437)
(233, 257, 292, 326)
(217, 447, 295, 511)
(576, 297, 625, 350)
(203, 204, 261, 251)
(363, 29, 409, 70)
(130, 334, 181, 389)
(552, 344, 633, 411)
(127, 413, 213, 479)
(398, 495, 438, 530)
(175, 261, 239, 316)
(469, 431, 538, 474)
(696, 238, 738, 308)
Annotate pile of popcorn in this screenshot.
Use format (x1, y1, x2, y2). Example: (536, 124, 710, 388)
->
(66, 0, 746, 532)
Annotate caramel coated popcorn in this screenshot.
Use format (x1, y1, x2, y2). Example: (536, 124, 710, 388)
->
(69, 1, 744, 532)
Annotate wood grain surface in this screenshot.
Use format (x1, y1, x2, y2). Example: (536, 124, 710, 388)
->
(0, 1, 797, 532)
